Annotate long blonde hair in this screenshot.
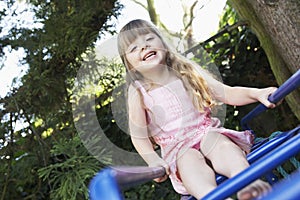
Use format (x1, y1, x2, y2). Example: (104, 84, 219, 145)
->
(117, 19, 215, 112)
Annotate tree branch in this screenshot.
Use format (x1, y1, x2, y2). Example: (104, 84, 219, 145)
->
(184, 0, 198, 31)
(183, 21, 249, 56)
(130, 0, 147, 10)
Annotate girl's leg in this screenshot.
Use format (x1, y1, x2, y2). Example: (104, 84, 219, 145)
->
(200, 131, 249, 177)
(200, 131, 270, 199)
(176, 148, 232, 199)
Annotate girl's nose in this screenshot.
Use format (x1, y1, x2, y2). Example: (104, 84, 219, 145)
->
(141, 44, 149, 51)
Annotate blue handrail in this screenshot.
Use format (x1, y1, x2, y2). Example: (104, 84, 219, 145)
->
(89, 166, 165, 200)
(258, 169, 300, 200)
(89, 69, 300, 200)
(188, 126, 300, 200)
(241, 69, 300, 130)
(201, 130, 300, 200)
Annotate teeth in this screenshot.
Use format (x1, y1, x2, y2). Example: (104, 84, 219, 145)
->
(143, 52, 156, 60)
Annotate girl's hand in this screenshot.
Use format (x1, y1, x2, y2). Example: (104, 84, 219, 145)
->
(149, 158, 170, 183)
(256, 87, 278, 108)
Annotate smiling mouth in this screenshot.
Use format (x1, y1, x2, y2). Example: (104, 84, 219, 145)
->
(143, 51, 157, 61)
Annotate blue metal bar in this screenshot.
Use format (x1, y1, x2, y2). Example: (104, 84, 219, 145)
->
(89, 168, 123, 200)
(213, 127, 299, 186)
(241, 69, 300, 130)
(201, 132, 300, 200)
(247, 127, 299, 164)
(258, 169, 300, 200)
(89, 166, 165, 200)
(90, 69, 300, 200)
(90, 127, 299, 200)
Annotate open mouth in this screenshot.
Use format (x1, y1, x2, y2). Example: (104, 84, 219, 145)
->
(143, 51, 157, 61)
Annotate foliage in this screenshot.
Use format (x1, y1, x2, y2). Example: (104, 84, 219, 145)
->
(37, 136, 102, 200)
(124, 180, 178, 200)
(189, 5, 298, 135)
(0, 0, 122, 199)
(0, 1, 298, 200)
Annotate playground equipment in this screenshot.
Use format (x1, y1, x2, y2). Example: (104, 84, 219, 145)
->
(89, 69, 300, 200)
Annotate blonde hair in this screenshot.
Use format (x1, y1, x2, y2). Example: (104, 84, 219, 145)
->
(117, 19, 215, 112)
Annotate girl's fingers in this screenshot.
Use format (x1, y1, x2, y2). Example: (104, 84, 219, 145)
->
(154, 174, 168, 182)
(259, 87, 278, 108)
(163, 164, 170, 175)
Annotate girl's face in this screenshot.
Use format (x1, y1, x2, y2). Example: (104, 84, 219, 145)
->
(125, 32, 167, 75)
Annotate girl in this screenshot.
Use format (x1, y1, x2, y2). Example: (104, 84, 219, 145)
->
(117, 19, 275, 200)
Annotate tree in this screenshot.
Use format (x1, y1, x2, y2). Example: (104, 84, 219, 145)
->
(129, 0, 299, 133)
(1, 0, 298, 199)
(228, 0, 300, 121)
(132, 0, 201, 49)
(0, 0, 122, 199)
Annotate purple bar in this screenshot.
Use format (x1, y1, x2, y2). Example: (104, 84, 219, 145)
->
(112, 166, 165, 189)
(89, 166, 165, 200)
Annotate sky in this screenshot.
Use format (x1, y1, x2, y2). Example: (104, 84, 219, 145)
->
(116, 0, 227, 41)
(0, 0, 227, 98)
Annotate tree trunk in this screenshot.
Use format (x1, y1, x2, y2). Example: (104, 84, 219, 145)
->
(228, 0, 300, 121)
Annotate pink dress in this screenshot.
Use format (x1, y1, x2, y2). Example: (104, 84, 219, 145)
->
(134, 79, 254, 195)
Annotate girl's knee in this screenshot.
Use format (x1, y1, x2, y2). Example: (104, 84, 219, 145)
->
(200, 131, 239, 156)
(177, 148, 205, 166)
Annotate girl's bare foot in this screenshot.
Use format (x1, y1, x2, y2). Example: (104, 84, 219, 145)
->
(237, 180, 271, 200)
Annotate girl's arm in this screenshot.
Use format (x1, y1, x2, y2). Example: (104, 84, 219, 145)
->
(222, 85, 277, 107)
(199, 69, 277, 107)
(127, 85, 170, 179)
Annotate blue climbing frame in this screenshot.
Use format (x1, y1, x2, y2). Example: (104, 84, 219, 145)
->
(89, 69, 300, 200)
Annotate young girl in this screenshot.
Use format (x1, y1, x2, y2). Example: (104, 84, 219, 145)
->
(117, 19, 275, 200)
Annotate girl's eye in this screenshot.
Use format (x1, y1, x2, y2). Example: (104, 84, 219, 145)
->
(128, 46, 137, 53)
(146, 37, 153, 41)
(129, 46, 137, 53)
